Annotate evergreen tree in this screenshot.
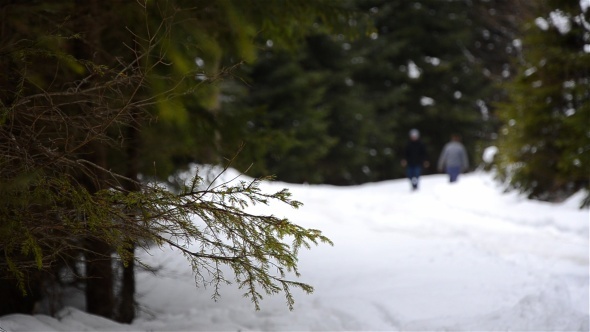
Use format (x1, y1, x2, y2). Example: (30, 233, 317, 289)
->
(306, 34, 384, 184)
(221, 47, 337, 183)
(222, 32, 377, 185)
(225, 0, 501, 185)
(348, 0, 493, 180)
(495, 0, 590, 205)
(0, 0, 349, 319)
(213, 0, 375, 185)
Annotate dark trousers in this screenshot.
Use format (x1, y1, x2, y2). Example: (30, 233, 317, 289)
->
(446, 166, 461, 182)
(406, 165, 422, 189)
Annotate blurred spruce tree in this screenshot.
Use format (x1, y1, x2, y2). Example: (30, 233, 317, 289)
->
(228, 0, 498, 184)
(352, 0, 494, 178)
(221, 48, 337, 184)
(222, 34, 377, 184)
(495, 0, 590, 205)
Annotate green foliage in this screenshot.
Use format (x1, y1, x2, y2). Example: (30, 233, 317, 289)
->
(132, 0, 369, 172)
(0, 0, 343, 315)
(0, 163, 329, 311)
(224, 0, 496, 184)
(356, 0, 494, 171)
(221, 47, 339, 183)
(0, 174, 100, 285)
(116, 163, 330, 311)
(495, 2, 590, 205)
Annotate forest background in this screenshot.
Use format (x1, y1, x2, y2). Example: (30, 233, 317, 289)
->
(0, 0, 588, 325)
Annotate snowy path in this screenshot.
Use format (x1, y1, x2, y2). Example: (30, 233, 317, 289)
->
(1, 172, 588, 331)
(263, 174, 588, 331)
(130, 172, 588, 331)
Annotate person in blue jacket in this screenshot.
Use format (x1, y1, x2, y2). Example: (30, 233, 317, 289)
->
(401, 129, 429, 190)
(438, 134, 469, 183)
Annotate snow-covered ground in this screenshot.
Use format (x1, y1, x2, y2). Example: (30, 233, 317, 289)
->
(1, 170, 588, 331)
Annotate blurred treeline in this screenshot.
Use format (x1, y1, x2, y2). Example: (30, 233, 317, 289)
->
(216, 0, 589, 205)
(1, 0, 583, 197)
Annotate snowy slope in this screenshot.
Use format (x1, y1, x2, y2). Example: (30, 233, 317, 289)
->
(1, 171, 588, 331)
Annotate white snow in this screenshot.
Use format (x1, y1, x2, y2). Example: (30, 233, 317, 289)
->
(1, 171, 588, 331)
(550, 10, 572, 35)
(407, 60, 421, 79)
(424, 56, 441, 66)
(525, 67, 537, 77)
(535, 17, 550, 31)
(420, 96, 435, 106)
(482, 146, 498, 163)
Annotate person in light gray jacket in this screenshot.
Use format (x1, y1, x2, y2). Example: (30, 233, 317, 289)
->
(437, 134, 469, 182)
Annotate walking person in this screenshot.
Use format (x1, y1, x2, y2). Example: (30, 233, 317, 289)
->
(401, 129, 429, 190)
(437, 134, 469, 183)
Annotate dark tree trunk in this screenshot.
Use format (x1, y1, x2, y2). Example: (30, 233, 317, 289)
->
(85, 236, 114, 319)
(0, 276, 42, 316)
(117, 244, 136, 323)
(116, 122, 141, 323)
(83, 140, 115, 319)
(69, 2, 116, 320)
